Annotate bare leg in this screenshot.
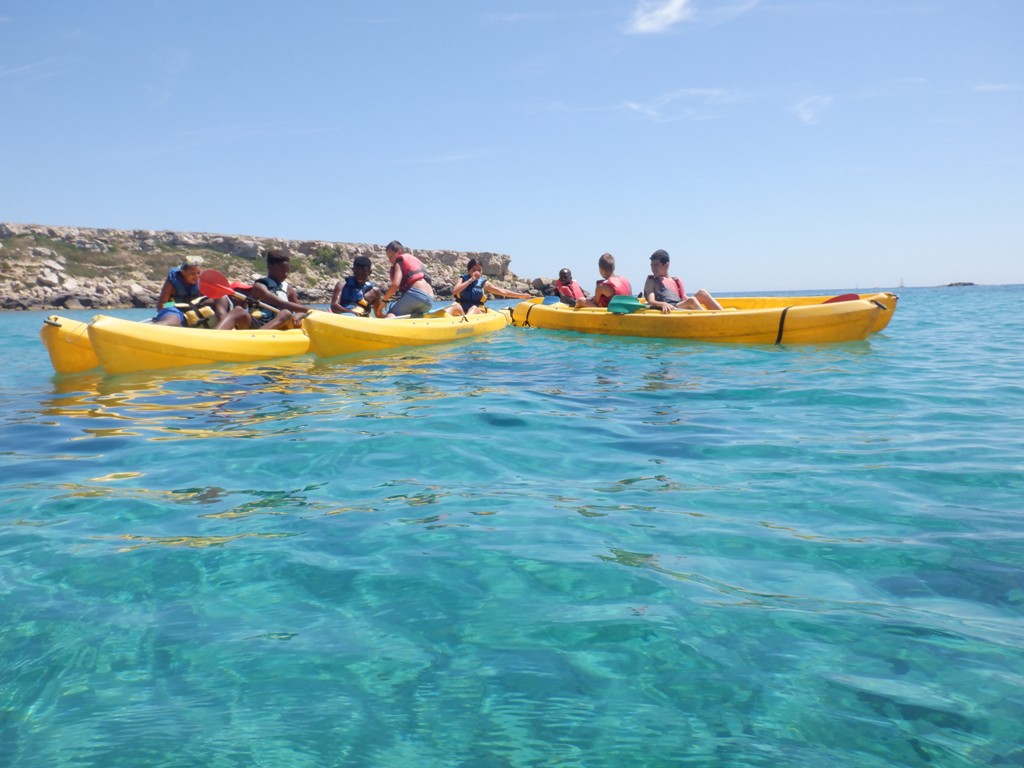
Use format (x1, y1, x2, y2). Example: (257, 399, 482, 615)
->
(260, 310, 296, 330)
(695, 289, 722, 311)
(675, 296, 704, 310)
(215, 306, 253, 330)
(153, 311, 183, 326)
(213, 296, 233, 321)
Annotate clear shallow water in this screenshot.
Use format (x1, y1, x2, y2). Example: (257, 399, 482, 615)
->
(2, 287, 1023, 767)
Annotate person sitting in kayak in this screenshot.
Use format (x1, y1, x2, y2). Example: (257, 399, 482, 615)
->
(577, 253, 632, 309)
(448, 258, 531, 315)
(381, 240, 435, 318)
(246, 249, 315, 328)
(554, 267, 588, 305)
(208, 280, 295, 331)
(154, 255, 231, 327)
(644, 249, 722, 313)
(330, 255, 382, 316)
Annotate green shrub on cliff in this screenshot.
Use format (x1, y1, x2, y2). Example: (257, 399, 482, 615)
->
(312, 245, 348, 274)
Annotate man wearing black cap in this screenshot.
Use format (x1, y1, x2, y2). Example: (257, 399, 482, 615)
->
(644, 249, 722, 313)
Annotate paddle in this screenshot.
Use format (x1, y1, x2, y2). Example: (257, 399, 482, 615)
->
(199, 269, 280, 313)
(607, 295, 648, 314)
(822, 293, 861, 304)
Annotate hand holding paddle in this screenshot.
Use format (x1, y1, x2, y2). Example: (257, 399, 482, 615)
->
(199, 269, 281, 313)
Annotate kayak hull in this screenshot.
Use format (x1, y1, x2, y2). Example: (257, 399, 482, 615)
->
(87, 315, 310, 374)
(716, 292, 898, 333)
(40, 315, 101, 374)
(510, 297, 886, 344)
(303, 308, 509, 357)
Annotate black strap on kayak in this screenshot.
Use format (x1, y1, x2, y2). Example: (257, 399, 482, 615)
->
(521, 302, 539, 327)
(775, 307, 792, 345)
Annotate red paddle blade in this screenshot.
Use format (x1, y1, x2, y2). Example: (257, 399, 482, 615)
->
(822, 293, 861, 304)
(198, 269, 234, 299)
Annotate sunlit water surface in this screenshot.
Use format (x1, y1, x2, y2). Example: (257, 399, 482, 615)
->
(2, 287, 1022, 767)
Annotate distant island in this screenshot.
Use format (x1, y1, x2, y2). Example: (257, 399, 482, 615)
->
(943, 282, 976, 287)
(0, 222, 545, 311)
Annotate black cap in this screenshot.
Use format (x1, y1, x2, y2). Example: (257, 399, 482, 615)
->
(650, 249, 670, 264)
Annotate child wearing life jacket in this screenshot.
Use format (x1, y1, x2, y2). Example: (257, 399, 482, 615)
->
(554, 267, 588, 305)
(154, 255, 228, 327)
(643, 249, 722, 313)
(578, 253, 632, 309)
(246, 249, 315, 328)
(330, 255, 382, 316)
(449, 258, 531, 315)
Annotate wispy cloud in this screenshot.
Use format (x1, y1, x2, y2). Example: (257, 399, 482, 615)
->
(625, 0, 760, 34)
(973, 82, 1019, 93)
(622, 87, 745, 122)
(0, 55, 75, 81)
(626, 0, 694, 34)
(793, 95, 834, 125)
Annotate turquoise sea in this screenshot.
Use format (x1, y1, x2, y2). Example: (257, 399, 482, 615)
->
(2, 286, 1023, 767)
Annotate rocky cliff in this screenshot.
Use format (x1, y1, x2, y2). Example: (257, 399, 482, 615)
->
(0, 222, 550, 311)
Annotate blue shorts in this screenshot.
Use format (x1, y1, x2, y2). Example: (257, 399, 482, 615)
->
(155, 307, 186, 326)
(388, 288, 434, 317)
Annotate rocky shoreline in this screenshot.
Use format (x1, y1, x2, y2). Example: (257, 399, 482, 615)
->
(0, 222, 550, 312)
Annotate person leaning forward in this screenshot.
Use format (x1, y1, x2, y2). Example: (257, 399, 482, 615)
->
(644, 249, 722, 313)
(245, 249, 315, 329)
(380, 240, 435, 317)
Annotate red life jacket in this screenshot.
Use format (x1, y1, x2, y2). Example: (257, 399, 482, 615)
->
(556, 280, 585, 302)
(595, 275, 632, 308)
(394, 253, 428, 292)
(650, 275, 686, 302)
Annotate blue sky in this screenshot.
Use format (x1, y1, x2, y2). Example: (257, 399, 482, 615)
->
(2, 1, 1021, 291)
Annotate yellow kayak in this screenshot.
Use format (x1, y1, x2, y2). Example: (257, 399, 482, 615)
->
(510, 294, 892, 344)
(40, 315, 101, 374)
(715, 292, 898, 333)
(87, 315, 311, 374)
(303, 308, 509, 357)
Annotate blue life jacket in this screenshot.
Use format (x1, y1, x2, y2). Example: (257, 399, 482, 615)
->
(252, 275, 291, 321)
(456, 275, 487, 312)
(340, 276, 375, 308)
(167, 267, 202, 304)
